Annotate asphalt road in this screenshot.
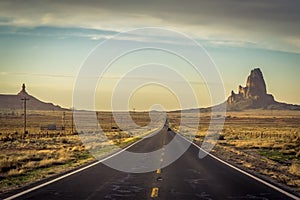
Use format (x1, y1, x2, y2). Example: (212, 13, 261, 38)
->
(4, 127, 298, 200)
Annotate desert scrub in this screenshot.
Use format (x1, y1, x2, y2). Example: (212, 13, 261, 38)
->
(289, 162, 300, 177)
(0, 133, 94, 193)
(168, 110, 300, 193)
(0, 110, 163, 193)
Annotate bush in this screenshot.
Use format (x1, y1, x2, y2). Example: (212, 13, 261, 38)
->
(289, 163, 300, 177)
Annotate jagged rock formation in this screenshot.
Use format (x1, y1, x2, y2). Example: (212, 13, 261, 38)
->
(227, 68, 275, 108)
(226, 68, 300, 110)
(179, 68, 300, 112)
(18, 83, 28, 96)
(0, 83, 66, 111)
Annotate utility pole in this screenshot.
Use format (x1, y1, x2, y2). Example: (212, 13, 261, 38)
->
(71, 108, 74, 134)
(111, 111, 113, 129)
(21, 97, 29, 135)
(62, 111, 66, 134)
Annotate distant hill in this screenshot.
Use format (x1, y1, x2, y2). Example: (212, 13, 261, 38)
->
(226, 68, 300, 111)
(0, 84, 66, 111)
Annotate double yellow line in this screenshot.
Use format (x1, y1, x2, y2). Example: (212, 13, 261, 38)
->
(151, 187, 159, 198)
(151, 145, 165, 198)
(156, 168, 161, 174)
(151, 168, 162, 198)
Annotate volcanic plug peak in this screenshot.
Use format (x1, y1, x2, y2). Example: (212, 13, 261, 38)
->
(227, 68, 276, 109)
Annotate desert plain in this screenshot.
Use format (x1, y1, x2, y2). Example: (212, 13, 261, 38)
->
(0, 109, 299, 196)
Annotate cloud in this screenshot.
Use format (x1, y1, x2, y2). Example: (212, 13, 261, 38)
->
(0, 0, 299, 53)
(0, 25, 118, 40)
(0, 71, 74, 78)
(0, 71, 215, 86)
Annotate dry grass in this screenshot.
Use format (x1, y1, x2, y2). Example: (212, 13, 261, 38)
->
(289, 163, 300, 177)
(2, 108, 299, 194)
(168, 109, 300, 194)
(0, 109, 161, 193)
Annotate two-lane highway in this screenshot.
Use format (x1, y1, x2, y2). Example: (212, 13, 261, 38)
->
(3, 127, 298, 200)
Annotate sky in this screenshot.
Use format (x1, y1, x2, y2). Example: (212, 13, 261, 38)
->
(0, 0, 300, 111)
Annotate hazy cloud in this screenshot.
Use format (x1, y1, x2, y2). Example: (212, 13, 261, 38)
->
(0, 0, 299, 52)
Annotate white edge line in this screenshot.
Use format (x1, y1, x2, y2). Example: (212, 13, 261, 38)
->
(177, 133, 300, 200)
(4, 128, 162, 200)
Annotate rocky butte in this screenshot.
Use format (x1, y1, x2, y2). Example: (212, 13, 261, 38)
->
(226, 68, 300, 110)
(0, 84, 65, 111)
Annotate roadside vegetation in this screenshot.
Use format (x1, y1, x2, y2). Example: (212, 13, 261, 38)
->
(1, 108, 299, 195)
(0, 110, 158, 193)
(168, 110, 300, 194)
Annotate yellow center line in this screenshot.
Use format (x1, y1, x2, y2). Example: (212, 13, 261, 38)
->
(151, 187, 159, 198)
(156, 168, 161, 174)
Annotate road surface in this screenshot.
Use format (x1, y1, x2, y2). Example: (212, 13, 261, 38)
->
(3, 126, 298, 200)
